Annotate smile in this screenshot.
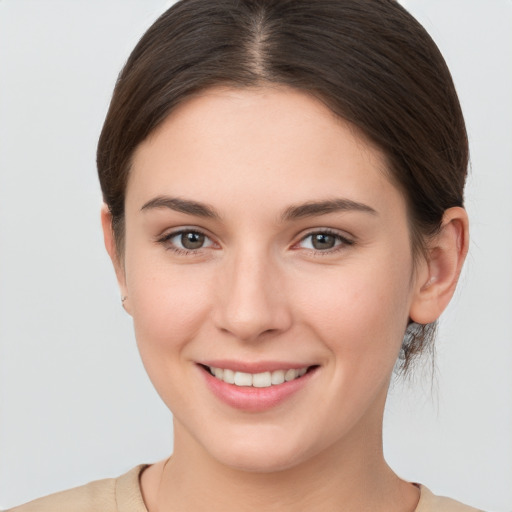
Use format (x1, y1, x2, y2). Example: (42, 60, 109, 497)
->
(199, 362, 319, 411)
(207, 366, 309, 388)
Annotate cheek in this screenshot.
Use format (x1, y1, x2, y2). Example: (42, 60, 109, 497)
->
(126, 262, 216, 411)
(125, 254, 213, 362)
(293, 254, 413, 362)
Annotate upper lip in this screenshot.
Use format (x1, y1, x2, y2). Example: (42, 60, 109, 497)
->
(198, 360, 315, 374)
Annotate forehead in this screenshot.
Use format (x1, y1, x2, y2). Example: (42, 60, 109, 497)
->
(127, 86, 403, 217)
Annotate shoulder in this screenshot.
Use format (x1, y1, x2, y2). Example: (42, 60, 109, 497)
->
(5, 465, 148, 512)
(416, 485, 485, 512)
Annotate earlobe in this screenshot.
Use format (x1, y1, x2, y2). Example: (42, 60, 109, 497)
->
(409, 207, 469, 325)
(101, 204, 130, 314)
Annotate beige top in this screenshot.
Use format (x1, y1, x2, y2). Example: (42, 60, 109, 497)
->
(6, 465, 484, 512)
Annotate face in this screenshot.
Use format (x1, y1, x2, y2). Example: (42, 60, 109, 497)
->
(115, 86, 425, 472)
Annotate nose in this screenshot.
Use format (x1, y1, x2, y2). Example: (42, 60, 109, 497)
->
(213, 247, 292, 342)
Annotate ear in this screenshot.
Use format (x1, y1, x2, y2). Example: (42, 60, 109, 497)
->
(409, 206, 469, 325)
(101, 204, 131, 315)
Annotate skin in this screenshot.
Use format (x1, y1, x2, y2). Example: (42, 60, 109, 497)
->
(102, 86, 468, 511)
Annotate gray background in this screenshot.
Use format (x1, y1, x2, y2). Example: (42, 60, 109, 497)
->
(0, 1, 511, 510)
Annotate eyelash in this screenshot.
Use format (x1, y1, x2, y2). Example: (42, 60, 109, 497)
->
(156, 228, 355, 256)
(295, 229, 355, 256)
(157, 229, 215, 256)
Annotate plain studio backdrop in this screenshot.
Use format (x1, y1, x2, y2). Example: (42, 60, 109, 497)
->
(0, 1, 511, 510)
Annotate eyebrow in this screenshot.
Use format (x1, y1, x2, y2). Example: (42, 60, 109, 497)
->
(141, 196, 220, 219)
(281, 198, 377, 221)
(140, 195, 377, 221)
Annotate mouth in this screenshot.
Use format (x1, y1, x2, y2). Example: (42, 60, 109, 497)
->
(200, 364, 317, 388)
(198, 362, 319, 411)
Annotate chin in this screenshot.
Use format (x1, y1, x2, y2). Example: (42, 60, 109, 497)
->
(200, 427, 312, 473)
(215, 447, 303, 474)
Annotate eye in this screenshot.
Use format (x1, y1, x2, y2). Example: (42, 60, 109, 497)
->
(176, 231, 209, 250)
(298, 230, 353, 252)
(159, 229, 215, 253)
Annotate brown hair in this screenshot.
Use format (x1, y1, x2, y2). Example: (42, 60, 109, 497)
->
(97, 0, 468, 371)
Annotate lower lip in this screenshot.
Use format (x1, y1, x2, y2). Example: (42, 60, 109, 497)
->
(200, 366, 317, 412)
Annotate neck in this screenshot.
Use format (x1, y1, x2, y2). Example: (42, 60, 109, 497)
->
(142, 405, 419, 512)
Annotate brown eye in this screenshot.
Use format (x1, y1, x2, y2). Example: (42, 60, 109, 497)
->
(311, 233, 336, 250)
(161, 230, 214, 253)
(298, 231, 353, 252)
(181, 231, 205, 249)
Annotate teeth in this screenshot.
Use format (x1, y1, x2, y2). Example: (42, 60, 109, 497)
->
(223, 369, 235, 384)
(252, 372, 271, 388)
(208, 366, 309, 387)
(285, 369, 298, 381)
(271, 370, 285, 385)
(234, 371, 252, 387)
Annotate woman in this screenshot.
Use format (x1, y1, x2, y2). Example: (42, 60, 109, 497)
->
(6, 0, 486, 510)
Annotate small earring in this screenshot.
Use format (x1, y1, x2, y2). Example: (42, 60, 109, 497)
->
(121, 296, 128, 308)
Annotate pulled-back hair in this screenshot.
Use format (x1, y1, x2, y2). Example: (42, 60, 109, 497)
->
(97, 0, 468, 371)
